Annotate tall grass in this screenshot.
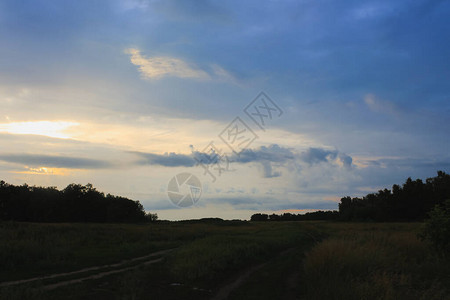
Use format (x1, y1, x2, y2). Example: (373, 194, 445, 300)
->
(168, 222, 317, 285)
(4, 221, 446, 299)
(0, 221, 208, 282)
(0, 221, 315, 284)
(301, 223, 449, 300)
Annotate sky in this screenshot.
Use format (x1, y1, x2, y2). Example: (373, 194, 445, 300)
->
(0, 0, 449, 220)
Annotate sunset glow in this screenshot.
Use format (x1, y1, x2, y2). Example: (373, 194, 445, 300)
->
(0, 121, 78, 139)
(0, 0, 448, 220)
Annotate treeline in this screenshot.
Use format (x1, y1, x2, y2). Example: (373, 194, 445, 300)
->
(0, 181, 155, 223)
(339, 171, 450, 221)
(251, 210, 339, 222)
(250, 171, 450, 222)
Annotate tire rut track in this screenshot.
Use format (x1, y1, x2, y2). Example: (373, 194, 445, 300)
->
(0, 248, 175, 289)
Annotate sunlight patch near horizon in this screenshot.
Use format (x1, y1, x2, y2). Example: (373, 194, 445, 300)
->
(13, 166, 69, 176)
(0, 121, 79, 139)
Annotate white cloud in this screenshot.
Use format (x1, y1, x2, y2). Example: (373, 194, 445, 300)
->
(125, 48, 210, 80)
(210, 64, 237, 83)
(364, 94, 398, 115)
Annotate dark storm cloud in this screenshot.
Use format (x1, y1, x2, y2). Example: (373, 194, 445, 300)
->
(131, 144, 297, 169)
(338, 153, 353, 169)
(299, 148, 338, 165)
(232, 144, 296, 163)
(132, 151, 197, 167)
(131, 144, 353, 178)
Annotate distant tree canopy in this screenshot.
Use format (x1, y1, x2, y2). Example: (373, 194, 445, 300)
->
(0, 181, 154, 223)
(250, 210, 339, 222)
(339, 171, 450, 221)
(250, 171, 450, 222)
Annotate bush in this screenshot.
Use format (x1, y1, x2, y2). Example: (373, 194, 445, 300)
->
(420, 199, 450, 254)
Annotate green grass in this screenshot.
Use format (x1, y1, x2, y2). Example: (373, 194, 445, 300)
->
(0, 221, 197, 282)
(167, 222, 317, 286)
(228, 245, 310, 299)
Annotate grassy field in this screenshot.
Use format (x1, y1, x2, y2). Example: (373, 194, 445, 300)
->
(0, 221, 448, 300)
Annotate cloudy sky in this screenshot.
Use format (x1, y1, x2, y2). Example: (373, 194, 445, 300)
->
(1, 0, 449, 220)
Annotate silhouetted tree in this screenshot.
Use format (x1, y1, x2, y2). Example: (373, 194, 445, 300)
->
(338, 171, 450, 221)
(269, 213, 281, 221)
(0, 181, 151, 223)
(145, 212, 158, 222)
(250, 213, 269, 221)
(250, 210, 339, 222)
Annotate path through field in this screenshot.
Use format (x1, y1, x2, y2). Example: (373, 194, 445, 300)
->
(211, 261, 269, 300)
(0, 248, 175, 290)
(212, 247, 297, 300)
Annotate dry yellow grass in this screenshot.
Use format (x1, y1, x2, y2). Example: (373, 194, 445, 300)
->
(301, 223, 449, 300)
